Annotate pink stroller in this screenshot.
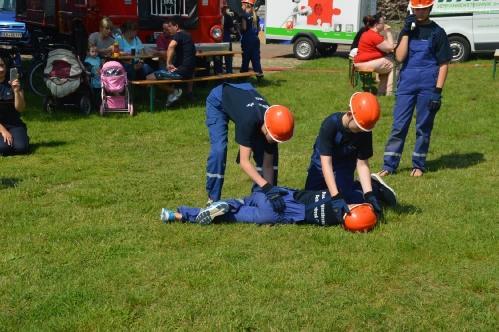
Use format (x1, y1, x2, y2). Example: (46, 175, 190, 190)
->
(100, 61, 133, 116)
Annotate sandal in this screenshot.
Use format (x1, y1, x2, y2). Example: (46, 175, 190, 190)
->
(410, 168, 424, 177)
(377, 169, 393, 177)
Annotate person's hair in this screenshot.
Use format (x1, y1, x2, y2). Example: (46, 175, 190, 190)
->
(362, 15, 369, 27)
(244, 3, 258, 30)
(0, 57, 9, 71)
(120, 20, 138, 33)
(100, 17, 113, 30)
(366, 14, 382, 28)
(166, 16, 185, 30)
(87, 43, 97, 52)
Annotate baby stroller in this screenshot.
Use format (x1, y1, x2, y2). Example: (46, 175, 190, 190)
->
(42, 46, 94, 115)
(99, 61, 133, 116)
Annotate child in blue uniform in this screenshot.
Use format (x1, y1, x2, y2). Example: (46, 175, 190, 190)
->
(205, 83, 294, 213)
(161, 189, 339, 226)
(304, 92, 397, 223)
(239, 0, 263, 82)
(378, 0, 453, 177)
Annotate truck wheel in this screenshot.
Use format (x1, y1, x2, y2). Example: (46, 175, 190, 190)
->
(293, 37, 315, 60)
(317, 43, 338, 57)
(448, 36, 470, 63)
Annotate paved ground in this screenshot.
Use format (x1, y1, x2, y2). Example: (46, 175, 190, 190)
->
(231, 43, 351, 70)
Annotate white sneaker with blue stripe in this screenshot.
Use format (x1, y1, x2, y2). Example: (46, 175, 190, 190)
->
(195, 201, 229, 225)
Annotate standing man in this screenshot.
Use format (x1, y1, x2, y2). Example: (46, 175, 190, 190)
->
(304, 92, 397, 223)
(205, 83, 294, 212)
(146, 15, 196, 107)
(378, 0, 452, 177)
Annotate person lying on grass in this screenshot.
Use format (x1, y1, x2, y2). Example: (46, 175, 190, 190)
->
(160, 183, 395, 226)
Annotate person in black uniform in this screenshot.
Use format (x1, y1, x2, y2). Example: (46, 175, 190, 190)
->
(304, 92, 397, 223)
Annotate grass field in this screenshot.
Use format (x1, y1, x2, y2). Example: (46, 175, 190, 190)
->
(1, 52, 499, 331)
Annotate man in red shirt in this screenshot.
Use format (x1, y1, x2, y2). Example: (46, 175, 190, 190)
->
(154, 21, 173, 70)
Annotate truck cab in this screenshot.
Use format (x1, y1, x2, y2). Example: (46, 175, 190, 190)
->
(16, 0, 227, 57)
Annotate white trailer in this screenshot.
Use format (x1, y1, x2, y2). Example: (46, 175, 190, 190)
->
(264, 0, 377, 60)
(425, 0, 499, 62)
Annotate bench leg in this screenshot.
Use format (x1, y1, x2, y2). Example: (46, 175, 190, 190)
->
(150, 85, 155, 113)
(493, 59, 498, 80)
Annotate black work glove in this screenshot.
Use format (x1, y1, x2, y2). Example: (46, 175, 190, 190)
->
(331, 192, 350, 224)
(401, 14, 416, 37)
(262, 183, 288, 213)
(428, 88, 442, 113)
(364, 191, 382, 220)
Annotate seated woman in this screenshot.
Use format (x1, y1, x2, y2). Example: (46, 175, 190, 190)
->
(114, 20, 154, 80)
(349, 15, 369, 58)
(88, 17, 115, 58)
(354, 15, 395, 96)
(0, 58, 29, 156)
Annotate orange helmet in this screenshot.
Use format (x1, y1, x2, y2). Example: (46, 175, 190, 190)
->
(264, 105, 295, 143)
(242, 0, 255, 5)
(410, 0, 435, 8)
(343, 204, 377, 232)
(349, 92, 380, 132)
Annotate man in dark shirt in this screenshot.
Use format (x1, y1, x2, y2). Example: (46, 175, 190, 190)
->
(305, 92, 397, 224)
(146, 15, 196, 107)
(205, 83, 294, 213)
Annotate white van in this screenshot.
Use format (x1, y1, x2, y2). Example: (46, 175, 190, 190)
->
(264, 0, 377, 60)
(431, 0, 499, 62)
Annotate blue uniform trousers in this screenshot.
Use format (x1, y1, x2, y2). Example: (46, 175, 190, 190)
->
(240, 33, 262, 75)
(178, 192, 305, 224)
(205, 84, 278, 201)
(382, 38, 439, 173)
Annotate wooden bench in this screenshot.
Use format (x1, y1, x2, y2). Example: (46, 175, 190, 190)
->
(353, 67, 375, 93)
(130, 72, 258, 113)
(493, 49, 499, 80)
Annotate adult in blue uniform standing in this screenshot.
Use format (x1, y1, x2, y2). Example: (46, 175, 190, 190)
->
(238, 0, 264, 83)
(378, 0, 453, 178)
(304, 92, 397, 223)
(205, 83, 294, 212)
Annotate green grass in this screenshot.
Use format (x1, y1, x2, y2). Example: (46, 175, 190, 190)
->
(1, 55, 499, 331)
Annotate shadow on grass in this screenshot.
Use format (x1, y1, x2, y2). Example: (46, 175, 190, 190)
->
(29, 140, 67, 153)
(378, 202, 421, 226)
(398, 152, 485, 174)
(1, 178, 21, 189)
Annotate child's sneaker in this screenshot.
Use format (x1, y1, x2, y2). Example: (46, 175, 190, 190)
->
(370, 173, 398, 205)
(160, 208, 176, 222)
(195, 201, 229, 225)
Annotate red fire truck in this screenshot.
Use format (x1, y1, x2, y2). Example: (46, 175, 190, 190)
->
(15, 0, 228, 56)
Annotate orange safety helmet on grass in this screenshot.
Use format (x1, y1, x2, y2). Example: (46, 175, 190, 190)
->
(410, 0, 435, 8)
(242, 0, 255, 5)
(343, 203, 377, 232)
(264, 105, 295, 143)
(349, 92, 380, 132)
